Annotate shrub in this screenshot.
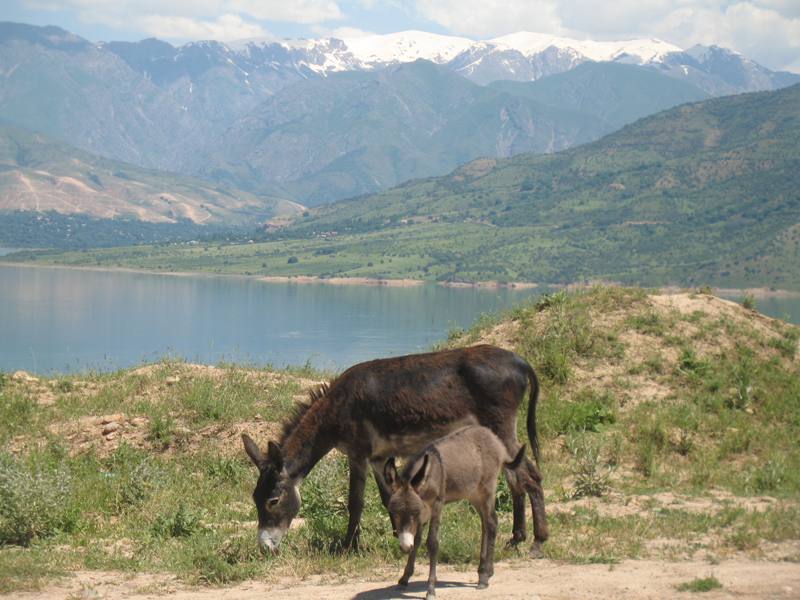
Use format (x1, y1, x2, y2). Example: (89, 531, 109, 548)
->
(741, 294, 756, 311)
(153, 503, 201, 538)
(287, 256, 299, 264)
(571, 441, 611, 499)
(677, 576, 722, 592)
(147, 412, 176, 448)
(0, 454, 77, 545)
(547, 389, 616, 435)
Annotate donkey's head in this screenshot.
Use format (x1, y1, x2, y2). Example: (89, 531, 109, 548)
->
(384, 453, 434, 553)
(242, 433, 301, 554)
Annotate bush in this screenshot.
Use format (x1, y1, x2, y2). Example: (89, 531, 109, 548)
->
(570, 440, 611, 499)
(153, 503, 201, 538)
(287, 256, 299, 264)
(547, 389, 616, 435)
(677, 576, 723, 592)
(0, 454, 77, 545)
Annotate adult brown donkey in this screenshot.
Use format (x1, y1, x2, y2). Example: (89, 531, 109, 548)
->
(241, 344, 548, 555)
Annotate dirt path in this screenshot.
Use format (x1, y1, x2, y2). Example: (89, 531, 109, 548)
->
(16, 559, 799, 600)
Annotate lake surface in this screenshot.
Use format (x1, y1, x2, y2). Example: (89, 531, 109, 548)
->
(0, 265, 544, 374)
(2, 264, 798, 376)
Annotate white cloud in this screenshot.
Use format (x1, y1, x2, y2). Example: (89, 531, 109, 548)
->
(21, 0, 344, 40)
(137, 13, 268, 41)
(413, 0, 563, 38)
(226, 0, 342, 23)
(311, 25, 375, 38)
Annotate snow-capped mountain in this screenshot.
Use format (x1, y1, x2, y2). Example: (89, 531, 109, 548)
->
(233, 30, 474, 74)
(225, 30, 797, 95)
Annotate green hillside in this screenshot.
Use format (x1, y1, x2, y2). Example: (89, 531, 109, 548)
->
(14, 85, 800, 289)
(490, 62, 709, 132)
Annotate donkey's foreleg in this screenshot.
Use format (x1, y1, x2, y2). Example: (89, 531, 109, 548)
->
(371, 458, 397, 535)
(343, 456, 368, 552)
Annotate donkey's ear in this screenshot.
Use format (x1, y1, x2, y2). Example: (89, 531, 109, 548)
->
(267, 441, 284, 472)
(384, 457, 399, 490)
(410, 453, 430, 490)
(242, 433, 266, 469)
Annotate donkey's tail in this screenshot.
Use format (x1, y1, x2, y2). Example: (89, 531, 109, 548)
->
(524, 360, 541, 465)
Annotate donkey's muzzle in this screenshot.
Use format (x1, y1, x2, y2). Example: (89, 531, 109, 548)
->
(258, 527, 284, 555)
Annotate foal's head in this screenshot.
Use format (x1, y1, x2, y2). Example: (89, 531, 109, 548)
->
(384, 454, 435, 553)
(242, 434, 301, 554)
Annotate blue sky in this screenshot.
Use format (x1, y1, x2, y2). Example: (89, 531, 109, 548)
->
(2, 1, 799, 72)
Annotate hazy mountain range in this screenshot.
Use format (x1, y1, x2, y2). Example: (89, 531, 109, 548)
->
(1, 22, 798, 208)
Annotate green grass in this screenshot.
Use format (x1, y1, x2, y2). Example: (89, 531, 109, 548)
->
(1, 286, 798, 591)
(677, 576, 723, 592)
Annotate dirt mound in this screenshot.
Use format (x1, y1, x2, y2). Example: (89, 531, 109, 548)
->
(7, 362, 323, 457)
(459, 289, 797, 408)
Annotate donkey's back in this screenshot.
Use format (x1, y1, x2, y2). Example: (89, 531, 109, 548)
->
(331, 344, 533, 444)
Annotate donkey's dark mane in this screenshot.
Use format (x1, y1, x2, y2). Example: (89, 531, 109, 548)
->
(279, 381, 333, 445)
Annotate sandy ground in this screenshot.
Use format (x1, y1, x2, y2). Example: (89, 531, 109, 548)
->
(14, 559, 800, 600)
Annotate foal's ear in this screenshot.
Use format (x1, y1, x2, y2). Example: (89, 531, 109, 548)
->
(267, 441, 284, 472)
(384, 457, 399, 490)
(242, 433, 266, 469)
(410, 453, 430, 491)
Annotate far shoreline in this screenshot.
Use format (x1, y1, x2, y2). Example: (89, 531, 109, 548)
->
(0, 261, 538, 290)
(1, 261, 798, 297)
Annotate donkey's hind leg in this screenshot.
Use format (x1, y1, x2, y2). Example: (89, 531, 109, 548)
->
(518, 456, 549, 557)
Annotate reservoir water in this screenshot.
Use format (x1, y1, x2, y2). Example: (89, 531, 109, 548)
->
(2, 264, 798, 375)
(0, 264, 543, 374)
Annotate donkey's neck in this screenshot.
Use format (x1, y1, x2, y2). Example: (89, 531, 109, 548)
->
(282, 394, 339, 480)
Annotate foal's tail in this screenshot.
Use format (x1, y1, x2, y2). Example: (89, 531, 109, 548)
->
(524, 361, 541, 465)
(507, 444, 526, 470)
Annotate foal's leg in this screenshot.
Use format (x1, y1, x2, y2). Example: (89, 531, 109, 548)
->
(475, 497, 498, 589)
(343, 456, 368, 552)
(426, 508, 442, 600)
(399, 526, 423, 586)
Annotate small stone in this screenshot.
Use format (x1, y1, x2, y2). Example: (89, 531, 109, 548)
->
(100, 413, 125, 424)
(165, 376, 180, 385)
(102, 421, 120, 436)
(104, 431, 118, 441)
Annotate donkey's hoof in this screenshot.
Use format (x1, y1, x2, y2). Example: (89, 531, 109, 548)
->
(398, 577, 410, 587)
(530, 541, 544, 559)
(477, 581, 490, 590)
(505, 535, 525, 550)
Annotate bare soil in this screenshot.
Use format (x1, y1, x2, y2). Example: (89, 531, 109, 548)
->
(15, 559, 799, 599)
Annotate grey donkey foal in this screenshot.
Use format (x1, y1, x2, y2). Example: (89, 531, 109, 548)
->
(384, 425, 525, 599)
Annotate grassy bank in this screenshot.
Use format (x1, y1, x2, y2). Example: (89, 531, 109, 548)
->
(1, 287, 798, 592)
